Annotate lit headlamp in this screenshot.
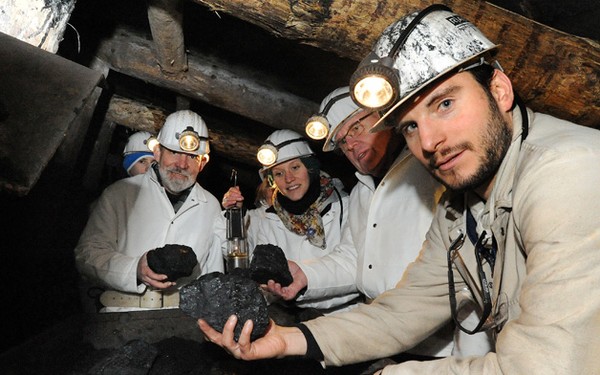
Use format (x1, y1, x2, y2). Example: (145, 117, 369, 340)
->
(349, 4, 450, 110)
(349, 53, 398, 111)
(256, 138, 305, 167)
(305, 92, 351, 140)
(177, 126, 202, 152)
(145, 136, 159, 152)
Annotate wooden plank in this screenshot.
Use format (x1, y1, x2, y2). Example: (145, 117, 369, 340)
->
(192, 0, 600, 128)
(95, 27, 318, 134)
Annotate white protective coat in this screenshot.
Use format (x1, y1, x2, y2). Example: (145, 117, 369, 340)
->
(75, 168, 226, 295)
(253, 176, 359, 311)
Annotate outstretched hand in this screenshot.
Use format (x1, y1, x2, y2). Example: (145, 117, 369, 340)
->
(198, 315, 307, 360)
(264, 260, 308, 300)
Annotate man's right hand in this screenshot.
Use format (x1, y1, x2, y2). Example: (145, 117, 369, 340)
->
(137, 252, 175, 289)
(265, 260, 308, 300)
(222, 186, 244, 209)
(198, 315, 308, 360)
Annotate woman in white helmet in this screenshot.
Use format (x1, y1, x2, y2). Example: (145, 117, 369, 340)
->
(222, 129, 359, 314)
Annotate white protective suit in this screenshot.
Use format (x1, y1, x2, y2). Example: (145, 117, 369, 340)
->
(75, 168, 226, 296)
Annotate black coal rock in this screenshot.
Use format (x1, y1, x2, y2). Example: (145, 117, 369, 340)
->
(147, 244, 198, 281)
(249, 244, 293, 286)
(179, 272, 269, 341)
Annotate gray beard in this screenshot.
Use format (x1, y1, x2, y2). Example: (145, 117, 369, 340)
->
(158, 166, 194, 194)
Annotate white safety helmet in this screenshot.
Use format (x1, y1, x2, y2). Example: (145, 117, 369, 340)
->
(349, 4, 498, 132)
(156, 110, 210, 156)
(123, 131, 155, 155)
(257, 129, 314, 178)
(312, 87, 368, 152)
(122, 131, 156, 175)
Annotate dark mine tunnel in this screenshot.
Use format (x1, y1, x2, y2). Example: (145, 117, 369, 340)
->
(0, 0, 598, 373)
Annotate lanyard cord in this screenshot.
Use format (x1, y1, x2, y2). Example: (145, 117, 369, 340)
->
(447, 94, 529, 334)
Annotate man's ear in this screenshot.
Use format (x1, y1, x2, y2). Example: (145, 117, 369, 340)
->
(198, 154, 210, 171)
(153, 145, 161, 161)
(490, 69, 514, 113)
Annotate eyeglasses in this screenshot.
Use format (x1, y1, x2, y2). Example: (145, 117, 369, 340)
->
(336, 113, 372, 151)
(447, 231, 497, 334)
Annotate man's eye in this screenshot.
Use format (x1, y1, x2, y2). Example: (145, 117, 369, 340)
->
(440, 99, 452, 110)
(400, 122, 417, 135)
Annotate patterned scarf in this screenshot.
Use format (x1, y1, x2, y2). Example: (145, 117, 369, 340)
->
(272, 173, 336, 249)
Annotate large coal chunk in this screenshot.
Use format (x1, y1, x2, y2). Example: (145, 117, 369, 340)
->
(147, 244, 198, 281)
(179, 272, 269, 341)
(249, 244, 293, 286)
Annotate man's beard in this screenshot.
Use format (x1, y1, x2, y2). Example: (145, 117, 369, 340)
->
(158, 165, 195, 193)
(431, 95, 512, 193)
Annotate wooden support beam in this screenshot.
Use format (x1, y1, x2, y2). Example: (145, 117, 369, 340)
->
(192, 0, 600, 127)
(105, 95, 263, 166)
(95, 27, 318, 134)
(147, 0, 188, 75)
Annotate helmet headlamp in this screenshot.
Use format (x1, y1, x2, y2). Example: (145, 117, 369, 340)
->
(257, 142, 278, 166)
(305, 92, 351, 140)
(350, 54, 398, 110)
(350, 4, 451, 110)
(256, 138, 306, 167)
(145, 135, 159, 152)
(177, 126, 201, 152)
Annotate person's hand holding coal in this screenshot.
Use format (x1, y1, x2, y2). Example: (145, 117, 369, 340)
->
(146, 244, 198, 281)
(180, 272, 270, 341)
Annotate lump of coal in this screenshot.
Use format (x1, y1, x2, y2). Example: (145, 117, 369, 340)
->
(249, 244, 293, 286)
(147, 244, 198, 282)
(180, 272, 269, 341)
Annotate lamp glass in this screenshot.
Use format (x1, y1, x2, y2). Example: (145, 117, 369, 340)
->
(179, 132, 200, 152)
(146, 136, 159, 152)
(353, 76, 394, 109)
(305, 117, 329, 140)
(257, 145, 277, 166)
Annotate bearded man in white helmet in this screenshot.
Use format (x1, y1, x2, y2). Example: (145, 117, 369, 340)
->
(199, 5, 600, 373)
(75, 110, 226, 312)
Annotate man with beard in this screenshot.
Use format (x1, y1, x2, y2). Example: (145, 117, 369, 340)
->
(198, 5, 600, 373)
(75, 110, 226, 312)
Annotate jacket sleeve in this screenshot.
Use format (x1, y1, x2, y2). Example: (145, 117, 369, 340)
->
(303, 210, 453, 366)
(297, 221, 360, 299)
(74, 187, 142, 293)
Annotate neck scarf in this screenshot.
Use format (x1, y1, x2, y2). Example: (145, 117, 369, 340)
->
(272, 172, 336, 249)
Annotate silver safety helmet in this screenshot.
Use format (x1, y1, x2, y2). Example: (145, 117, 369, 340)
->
(157, 110, 210, 156)
(352, 5, 498, 132)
